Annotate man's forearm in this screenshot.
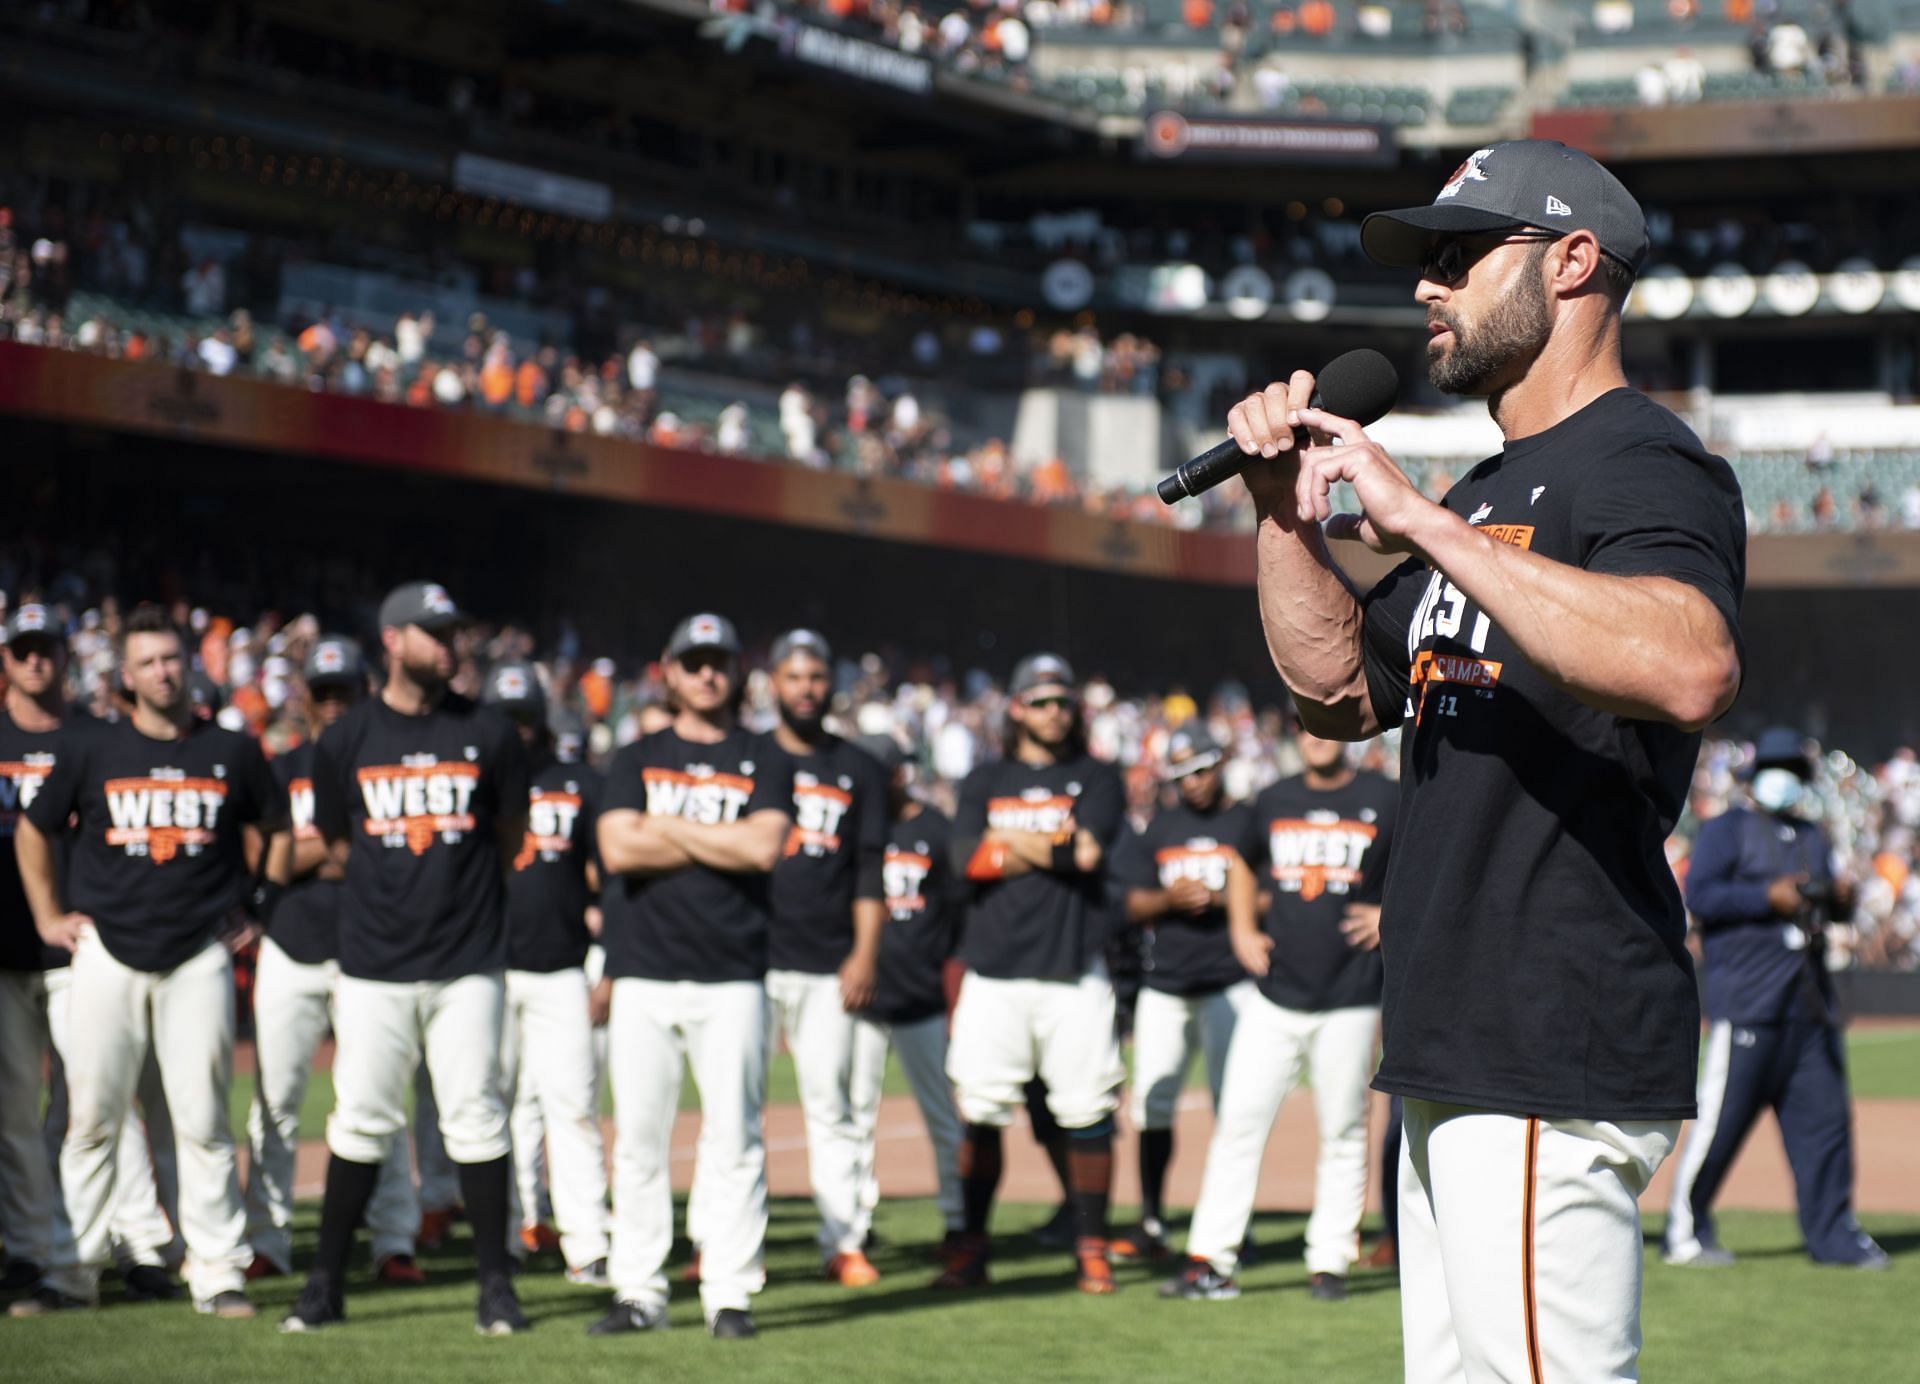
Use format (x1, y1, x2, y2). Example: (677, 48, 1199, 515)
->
(15, 822, 64, 928)
(670, 814, 785, 874)
(1253, 494, 1378, 740)
(598, 813, 694, 875)
(850, 898, 884, 960)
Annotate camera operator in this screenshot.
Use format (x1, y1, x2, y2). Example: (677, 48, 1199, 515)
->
(1663, 727, 1887, 1270)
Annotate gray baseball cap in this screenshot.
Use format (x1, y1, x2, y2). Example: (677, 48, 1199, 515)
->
(1362, 140, 1648, 275)
(1165, 723, 1224, 778)
(854, 732, 906, 774)
(378, 580, 468, 634)
(304, 635, 366, 687)
(4, 603, 58, 647)
(1010, 652, 1076, 698)
(664, 612, 741, 662)
(770, 628, 832, 668)
(483, 660, 547, 718)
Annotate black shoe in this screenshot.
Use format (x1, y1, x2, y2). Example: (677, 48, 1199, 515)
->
(476, 1274, 529, 1337)
(121, 1264, 180, 1302)
(193, 1289, 256, 1319)
(586, 1299, 668, 1335)
(1, 1259, 41, 1292)
(1158, 1257, 1240, 1301)
(1031, 1203, 1076, 1250)
(279, 1276, 344, 1333)
(1238, 1234, 1261, 1268)
(7, 1284, 95, 1316)
(708, 1307, 756, 1339)
(1307, 1272, 1349, 1303)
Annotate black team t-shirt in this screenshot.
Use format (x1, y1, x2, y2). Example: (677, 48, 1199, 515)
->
(505, 752, 600, 973)
(599, 727, 794, 984)
(768, 734, 888, 975)
(952, 751, 1126, 981)
(1112, 799, 1253, 997)
(1241, 772, 1396, 1013)
(311, 694, 528, 983)
(268, 739, 340, 966)
(866, 807, 960, 1025)
(1359, 387, 1746, 1121)
(26, 716, 280, 973)
(0, 709, 77, 972)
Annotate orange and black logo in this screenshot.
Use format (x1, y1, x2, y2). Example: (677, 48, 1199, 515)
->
(1155, 841, 1235, 893)
(785, 775, 852, 860)
(0, 755, 55, 835)
(358, 762, 481, 855)
(1265, 816, 1377, 902)
(515, 787, 582, 870)
(987, 793, 1075, 836)
(882, 846, 933, 920)
(104, 775, 229, 864)
(642, 767, 754, 825)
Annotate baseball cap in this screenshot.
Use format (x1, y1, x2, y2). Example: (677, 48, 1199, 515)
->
(854, 732, 907, 774)
(378, 581, 468, 634)
(483, 660, 547, 717)
(1362, 140, 1648, 275)
(1010, 653, 1076, 699)
(770, 628, 832, 668)
(664, 613, 741, 662)
(1165, 723, 1225, 779)
(1749, 726, 1812, 779)
(304, 635, 366, 687)
(4, 603, 58, 648)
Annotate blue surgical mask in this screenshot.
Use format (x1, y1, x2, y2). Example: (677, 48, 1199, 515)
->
(1751, 767, 1804, 814)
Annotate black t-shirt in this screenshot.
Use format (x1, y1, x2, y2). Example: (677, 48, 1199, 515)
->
(952, 751, 1126, 981)
(0, 709, 74, 972)
(866, 806, 961, 1025)
(768, 734, 888, 975)
(26, 716, 280, 973)
(599, 727, 794, 984)
(1112, 799, 1252, 996)
(505, 753, 600, 973)
(268, 739, 339, 967)
(311, 694, 528, 983)
(1241, 773, 1395, 1013)
(1359, 388, 1745, 1121)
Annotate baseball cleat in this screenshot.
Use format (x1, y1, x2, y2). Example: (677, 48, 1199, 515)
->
(1662, 1242, 1736, 1268)
(680, 1251, 701, 1285)
(121, 1264, 180, 1301)
(1109, 1224, 1171, 1263)
(586, 1298, 668, 1335)
(279, 1277, 344, 1333)
(566, 1258, 612, 1289)
(475, 1274, 529, 1337)
(708, 1307, 756, 1339)
(519, 1223, 561, 1256)
(417, 1208, 456, 1252)
(1307, 1272, 1349, 1303)
(193, 1289, 256, 1319)
(929, 1235, 990, 1290)
(375, 1253, 427, 1286)
(824, 1250, 881, 1288)
(1075, 1238, 1116, 1295)
(1159, 1257, 1240, 1301)
(8, 1284, 96, 1316)
(1, 1259, 42, 1292)
(243, 1254, 285, 1282)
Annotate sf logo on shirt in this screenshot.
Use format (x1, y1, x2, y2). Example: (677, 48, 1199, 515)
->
(358, 755, 481, 856)
(1266, 808, 1378, 903)
(643, 763, 754, 825)
(987, 785, 1078, 835)
(882, 843, 933, 921)
(786, 770, 853, 860)
(105, 767, 230, 865)
(1156, 839, 1233, 893)
(0, 754, 55, 835)
(515, 785, 583, 871)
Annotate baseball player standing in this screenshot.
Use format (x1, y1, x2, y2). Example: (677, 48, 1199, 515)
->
(591, 613, 793, 1341)
(0, 604, 178, 1303)
(764, 630, 888, 1287)
(846, 733, 966, 1254)
(482, 660, 612, 1286)
(1163, 721, 1395, 1302)
(242, 636, 422, 1286)
(936, 653, 1127, 1295)
(1230, 139, 1745, 1380)
(279, 582, 530, 1336)
(11, 604, 281, 1319)
(1108, 724, 1256, 1264)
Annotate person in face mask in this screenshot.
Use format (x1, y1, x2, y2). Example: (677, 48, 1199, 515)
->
(1662, 727, 1886, 1271)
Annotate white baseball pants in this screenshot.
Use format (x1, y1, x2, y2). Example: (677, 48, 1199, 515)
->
(1185, 992, 1378, 1278)
(48, 931, 248, 1302)
(609, 977, 767, 1322)
(1128, 983, 1250, 1130)
(766, 967, 864, 1258)
(501, 965, 610, 1268)
(850, 1011, 964, 1239)
(947, 968, 1126, 1130)
(243, 938, 417, 1271)
(1398, 1099, 1677, 1384)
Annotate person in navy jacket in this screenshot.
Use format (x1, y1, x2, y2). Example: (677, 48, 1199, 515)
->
(1663, 726, 1887, 1270)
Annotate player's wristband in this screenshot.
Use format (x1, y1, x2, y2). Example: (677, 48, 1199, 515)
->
(1050, 837, 1080, 874)
(250, 880, 286, 926)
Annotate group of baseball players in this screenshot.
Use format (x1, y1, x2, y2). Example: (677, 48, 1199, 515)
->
(0, 579, 1426, 1340)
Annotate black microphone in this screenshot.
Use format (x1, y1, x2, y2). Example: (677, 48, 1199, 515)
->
(1157, 348, 1401, 505)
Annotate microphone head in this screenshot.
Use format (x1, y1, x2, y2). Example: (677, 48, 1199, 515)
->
(1316, 348, 1401, 427)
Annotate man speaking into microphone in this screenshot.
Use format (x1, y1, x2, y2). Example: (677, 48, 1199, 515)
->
(1222, 141, 1746, 1383)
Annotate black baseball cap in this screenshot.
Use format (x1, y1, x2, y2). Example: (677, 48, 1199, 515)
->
(304, 635, 366, 687)
(1010, 653, 1076, 699)
(483, 660, 547, 718)
(1749, 726, 1812, 780)
(664, 612, 741, 662)
(4, 603, 58, 648)
(1165, 723, 1225, 779)
(378, 581, 468, 634)
(770, 629, 832, 668)
(1362, 140, 1648, 275)
(854, 732, 907, 774)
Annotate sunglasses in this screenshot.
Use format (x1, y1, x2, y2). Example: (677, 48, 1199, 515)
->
(1420, 230, 1564, 286)
(1022, 695, 1074, 711)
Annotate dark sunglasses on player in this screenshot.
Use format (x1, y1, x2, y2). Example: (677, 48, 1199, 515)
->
(1022, 694, 1074, 711)
(1419, 229, 1565, 286)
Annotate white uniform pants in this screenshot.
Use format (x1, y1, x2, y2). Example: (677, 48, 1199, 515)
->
(0, 968, 176, 1272)
(766, 967, 863, 1257)
(1128, 984, 1249, 1130)
(609, 978, 767, 1322)
(243, 939, 417, 1271)
(1399, 1099, 1678, 1384)
(49, 932, 248, 1302)
(1186, 993, 1378, 1278)
(501, 966, 610, 1268)
(946, 968, 1126, 1130)
(850, 1011, 964, 1239)
(326, 972, 510, 1166)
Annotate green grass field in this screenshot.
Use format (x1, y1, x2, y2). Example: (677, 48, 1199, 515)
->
(6, 1200, 1912, 1383)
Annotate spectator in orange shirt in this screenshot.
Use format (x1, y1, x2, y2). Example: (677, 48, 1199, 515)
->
(1299, 0, 1336, 34)
(1184, 0, 1215, 27)
(479, 342, 515, 409)
(515, 356, 548, 410)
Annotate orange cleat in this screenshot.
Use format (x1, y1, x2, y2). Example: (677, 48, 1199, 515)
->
(519, 1223, 561, 1256)
(929, 1234, 989, 1290)
(243, 1254, 284, 1282)
(1362, 1237, 1397, 1271)
(681, 1251, 701, 1285)
(375, 1254, 427, 1287)
(1076, 1238, 1116, 1295)
(417, 1208, 456, 1252)
(1109, 1227, 1171, 1263)
(824, 1249, 881, 1288)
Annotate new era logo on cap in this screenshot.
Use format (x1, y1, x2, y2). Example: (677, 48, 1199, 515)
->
(1545, 196, 1573, 217)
